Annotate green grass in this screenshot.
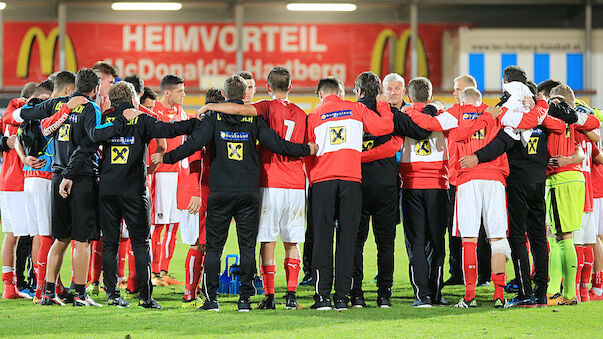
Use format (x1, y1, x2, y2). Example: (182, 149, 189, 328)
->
(1, 225, 602, 338)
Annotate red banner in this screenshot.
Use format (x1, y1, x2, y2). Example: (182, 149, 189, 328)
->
(4, 22, 460, 89)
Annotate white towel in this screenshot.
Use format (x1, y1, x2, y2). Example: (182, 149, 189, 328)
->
(501, 81, 534, 147)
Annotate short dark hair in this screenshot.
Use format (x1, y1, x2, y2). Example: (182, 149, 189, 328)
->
(160, 74, 184, 92)
(236, 71, 254, 81)
(355, 71, 381, 98)
(20, 82, 38, 98)
(141, 86, 157, 102)
(316, 77, 343, 96)
(92, 61, 119, 78)
(205, 87, 225, 104)
(407, 77, 432, 103)
(37, 79, 54, 93)
(109, 82, 136, 107)
(526, 80, 537, 95)
(123, 74, 144, 94)
(54, 70, 76, 92)
(75, 68, 101, 94)
(503, 65, 527, 84)
(537, 79, 562, 97)
(223, 75, 247, 100)
(267, 67, 291, 93)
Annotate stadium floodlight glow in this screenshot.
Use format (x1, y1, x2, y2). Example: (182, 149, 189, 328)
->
(111, 2, 182, 11)
(0, 2, 6, 10)
(286, 3, 357, 12)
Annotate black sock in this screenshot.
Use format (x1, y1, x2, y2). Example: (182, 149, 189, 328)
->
(45, 282, 56, 297)
(74, 284, 86, 296)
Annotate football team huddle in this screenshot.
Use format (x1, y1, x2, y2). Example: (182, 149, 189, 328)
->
(1, 60, 602, 312)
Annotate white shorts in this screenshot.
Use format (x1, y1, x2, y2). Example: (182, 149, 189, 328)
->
(574, 211, 597, 244)
(0, 191, 28, 236)
(179, 209, 200, 245)
(24, 177, 52, 236)
(257, 187, 306, 243)
(153, 172, 179, 224)
(594, 198, 603, 236)
(453, 180, 508, 239)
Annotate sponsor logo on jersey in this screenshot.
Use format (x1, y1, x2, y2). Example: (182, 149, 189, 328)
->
(415, 139, 431, 155)
(462, 112, 481, 120)
(67, 115, 78, 123)
(472, 128, 486, 140)
(528, 137, 539, 155)
(531, 127, 544, 135)
(329, 126, 346, 144)
(321, 110, 352, 120)
(220, 131, 249, 141)
(111, 146, 129, 164)
(111, 136, 135, 145)
(57, 124, 70, 141)
(227, 142, 243, 161)
(362, 140, 374, 151)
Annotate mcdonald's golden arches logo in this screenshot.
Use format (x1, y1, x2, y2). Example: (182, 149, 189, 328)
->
(370, 29, 428, 78)
(17, 27, 77, 78)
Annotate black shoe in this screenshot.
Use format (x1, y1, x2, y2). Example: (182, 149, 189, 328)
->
(238, 297, 252, 312)
(505, 278, 520, 293)
(285, 291, 299, 310)
(257, 294, 276, 309)
(310, 295, 332, 310)
(138, 298, 162, 309)
(432, 297, 450, 306)
(57, 291, 75, 304)
(444, 276, 464, 286)
(412, 297, 432, 308)
(199, 299, 219, 312)
(477, 278, 490, 287)
(377, 295, 392, 308)
(333, 298, 348, 311)
(299, 274, 313, 286)
(533, 294, 547, 306)
(40, 294, 65, 306)
(350, 291, 366, 308)
(507, 296, 535, 307)
(107, 297, 130, 308)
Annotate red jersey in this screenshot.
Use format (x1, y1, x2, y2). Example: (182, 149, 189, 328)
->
(152, 101, 186, 172)
(176, 113, 202, 209)
(252, 99, 307, 190)
(0, 99, 25, 191)
(306, 95, 394, 184)
(577, 133, 600, 212)
(592, 161, 603, 199)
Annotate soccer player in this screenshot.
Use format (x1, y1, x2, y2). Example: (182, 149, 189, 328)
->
(305, 77, 394, 311)
(20, 68, 137, 306)
(150, 75, 187, 286)
(140, 87, 157, 111)
(196, 67, 309, 310)
(152, 74, 316, 312)
(237, 71, 256, 104)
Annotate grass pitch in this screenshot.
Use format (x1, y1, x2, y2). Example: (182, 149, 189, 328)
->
(0, 226, 602, 338)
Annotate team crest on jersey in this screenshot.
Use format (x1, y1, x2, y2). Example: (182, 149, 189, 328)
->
(363, 140, 374, 151)
(227, 142, 243, 161)
(528, 137, 538, 155)
(330, 126, 346, 145)
(57, 124, 70, 141)
(111, 146, 129, 164)
(321, 110, 352, 120)
(415, 139, 431, 155)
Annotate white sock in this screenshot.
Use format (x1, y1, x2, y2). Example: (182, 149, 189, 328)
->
(2, 266, 13, 274)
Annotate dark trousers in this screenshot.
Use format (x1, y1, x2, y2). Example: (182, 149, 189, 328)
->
(403, 189, 448, 302)
(202, 191, 260, 300)
(100, 194, 153, 301)
(312, 180, 362, 300)
(16, 236, 34, 289)
(352, 184, 397, 296)
(302, 186, 314, 277)
(507, 183, 549, 298)
(447, 186, 462, 278)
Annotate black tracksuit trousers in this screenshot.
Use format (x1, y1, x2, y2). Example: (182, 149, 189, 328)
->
(302, 186, 314, 277)
(202, 191, 260, 300)
(312, 180, 362, 301)
(352, 184, 397, 297)
(402, 188, 448, 302)
(507, 183, 549, 299)
(100, 194, 153, 301)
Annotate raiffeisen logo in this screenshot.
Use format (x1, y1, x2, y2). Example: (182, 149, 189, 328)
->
(370, 28, 428, 78)
(17, 27, 77, 78)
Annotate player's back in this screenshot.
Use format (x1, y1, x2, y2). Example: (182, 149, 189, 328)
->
(255, 99, 307, 190)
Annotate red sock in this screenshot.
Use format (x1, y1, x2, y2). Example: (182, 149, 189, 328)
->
(90, 238, 103, 283)
(462, 242, 477, 301)
(2, 271, 14, 286)
(35, 236, 53, 299)
(56, 275, 66, 295)
(595, 271, 603, 289)
(126, 240, 138, 292)
(160, 223, 179, 272)
(117, 237, 128, 279)
(575, 245, 584, 292)
(582, 246, 594, 290)
(151, 224, 164, 274)
(491, 272, 506, 301)
(184, 248, 203, 301)
(262, 264, 276, 295)
(284, 258, 301, 292)
(70, 240, 76, 284)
